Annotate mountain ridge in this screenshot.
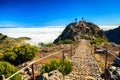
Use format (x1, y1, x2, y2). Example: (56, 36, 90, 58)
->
(105, 26, 120, 44)
(54, 18, 107, 43)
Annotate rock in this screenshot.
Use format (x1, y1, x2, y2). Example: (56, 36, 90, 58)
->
(27, 67, 32, 75)
(43, 73, 48, 80)
(2, 74, 6, 80)
(37, 70, 63, 80)
(48, 70, 63, 80)
(107, 65, 120, 80)
(108, 65, 116, 71)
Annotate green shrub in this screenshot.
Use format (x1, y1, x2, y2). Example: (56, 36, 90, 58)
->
(64, 39, 73, 44)
(57, 39, 73, 45)
(1, 44, 38, 65)
(0, 54, 3, 61)
(13, 44, 39, 63)
(57, 40, 64, 45)
(41, 59, 73, 76)
(3, 51, 17, 64)
(59, 59, 73, 75)
(45, 43, 54, 47)
(0, 61, 22, 80)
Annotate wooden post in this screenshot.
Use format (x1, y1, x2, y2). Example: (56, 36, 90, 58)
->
(62, 49, 65, 64)
(31, 64, 35, 80)
(104, 50, 108, 80)
(71, 44, 72, 56)
(74, 42, 75, 53)
(94, 45, 96, 59)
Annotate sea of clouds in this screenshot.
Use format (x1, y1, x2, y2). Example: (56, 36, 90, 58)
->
(0, 25, 118, 46)
(0, 27, 65, 45)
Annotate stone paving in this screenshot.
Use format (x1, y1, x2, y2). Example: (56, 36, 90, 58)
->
(65, 39, 104, 80)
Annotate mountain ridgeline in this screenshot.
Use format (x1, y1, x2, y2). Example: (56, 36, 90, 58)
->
(54, 18, 107, 43)
(105, 26, 120, 44)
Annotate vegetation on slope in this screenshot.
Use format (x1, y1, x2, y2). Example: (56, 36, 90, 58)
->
(0, 33, 39, 65)
(90, 35, 107, 45)
(0, 33, 39, 79)
(17, 36, 31, 41)
(1, 44, 38, 65)
(57, 39, 73, 45)
(45, 43, 54, 47)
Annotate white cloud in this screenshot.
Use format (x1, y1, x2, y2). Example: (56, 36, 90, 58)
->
(0, 27, 65, 45)
(99, 25, 118, 30)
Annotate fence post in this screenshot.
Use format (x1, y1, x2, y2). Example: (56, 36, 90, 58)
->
(104, 50, 108, 80)
(71, 44, 72, 56)
(31, 64, 35, 80)
(94, 45, 96, 58)
(62, 48, 65, 64)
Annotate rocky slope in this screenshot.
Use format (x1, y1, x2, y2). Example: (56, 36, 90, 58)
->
(54, 18, 107, 43)
(107, 52, 120, 80)
(105, 26, 120, 44)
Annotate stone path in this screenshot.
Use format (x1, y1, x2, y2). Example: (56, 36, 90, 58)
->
(65, 39, 103, 80)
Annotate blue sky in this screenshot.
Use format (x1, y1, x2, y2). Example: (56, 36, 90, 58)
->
(0, 0, 120, 27)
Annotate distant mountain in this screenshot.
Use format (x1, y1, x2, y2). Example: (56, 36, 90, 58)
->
(54, 18, 107, 43)
(105, 26, 120, 44)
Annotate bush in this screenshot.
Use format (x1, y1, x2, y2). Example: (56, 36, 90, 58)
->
(41, 59, 73, 76)
(3, 51, 17, 64)
(13, 44, 39, 64)
(0, 61, 22, 80)
(45, 43, 54, 47)
(57, 39, 73, 45)
(1, 44, 38, 65)
(0, 54, 3, 61)
(64, 39, 73, 44)
(57, 40, 64, 45)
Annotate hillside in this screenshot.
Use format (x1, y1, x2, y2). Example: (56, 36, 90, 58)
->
(0, 33, 21, 53)
(105, 26, 120, 44)
(54, 18, 107, 43)
(0, 33, 31, 53)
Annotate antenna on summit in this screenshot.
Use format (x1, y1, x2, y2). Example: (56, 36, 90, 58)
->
(81, 17, 86, 22)
(75, 18, 77, 22)
(82, 17, 84, 21)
